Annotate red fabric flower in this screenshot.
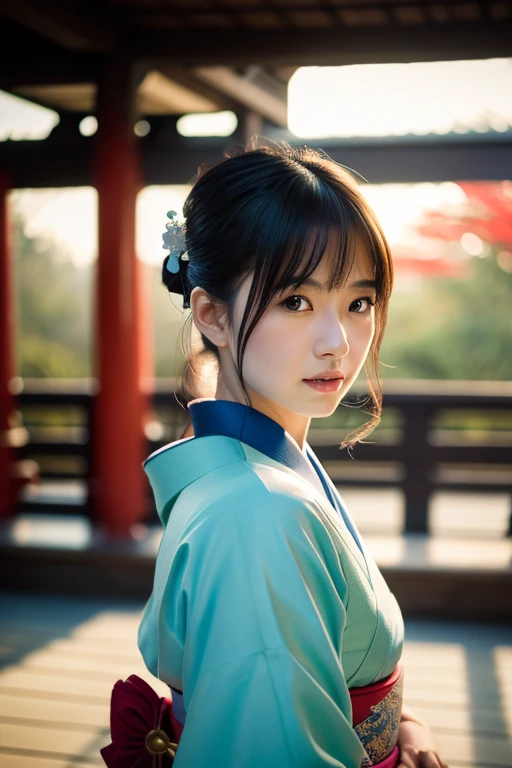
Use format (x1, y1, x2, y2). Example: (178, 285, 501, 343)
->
(100, 674, 178, 767)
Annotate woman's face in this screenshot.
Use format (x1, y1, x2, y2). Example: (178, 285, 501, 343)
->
(223, 232, 378, 424)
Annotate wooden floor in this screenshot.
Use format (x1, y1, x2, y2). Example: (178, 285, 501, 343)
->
(0, 592, 510, 767)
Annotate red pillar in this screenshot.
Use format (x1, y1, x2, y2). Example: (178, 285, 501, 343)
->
(0, 172, 16, 519)
(89, 59, 151, 537)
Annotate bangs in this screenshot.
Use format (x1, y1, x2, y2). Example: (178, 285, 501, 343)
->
(241, 182, 384, 328)
(272, 221, 359, 299)
(271, 183, 359, 300)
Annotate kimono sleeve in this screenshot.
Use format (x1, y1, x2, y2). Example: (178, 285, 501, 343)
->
(168, 485, 365, 768)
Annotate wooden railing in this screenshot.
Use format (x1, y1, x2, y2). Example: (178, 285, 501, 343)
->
(12, 378, 512, 536)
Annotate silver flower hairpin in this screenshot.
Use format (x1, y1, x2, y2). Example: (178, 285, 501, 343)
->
(162, 210, 190, 308)
(163, 210, 188, 271)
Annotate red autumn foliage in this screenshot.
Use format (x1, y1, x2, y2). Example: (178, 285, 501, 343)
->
(416, 181, 512, 247)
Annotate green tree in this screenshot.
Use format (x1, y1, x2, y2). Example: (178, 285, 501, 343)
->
(380, 251, 512, 380)
(12, 212, 93, 377)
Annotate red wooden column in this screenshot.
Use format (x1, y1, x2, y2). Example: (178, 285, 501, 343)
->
(90, 58, 151, 537)
(0, 172, 16, 519)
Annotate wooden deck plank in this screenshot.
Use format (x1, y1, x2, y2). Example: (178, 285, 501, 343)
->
(0, 670, 115, 700)
(434, 731, 512, 767)
(27, 638, 140, 662)
(0, 755, 101, 768)
(9, 649, 150, 678)
(0, 694, 109, 728)
(0, 723, 107, 762)
(399, 703, 511, 737)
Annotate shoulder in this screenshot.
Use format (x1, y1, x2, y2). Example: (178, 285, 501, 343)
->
(177, 451, 341, 572)
(179, 447, 320, 527)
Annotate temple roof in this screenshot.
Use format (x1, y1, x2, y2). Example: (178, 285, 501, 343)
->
(2, 1, 511, 123)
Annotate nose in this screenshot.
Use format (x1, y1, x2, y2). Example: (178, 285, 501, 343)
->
(315, 315, 350, 359)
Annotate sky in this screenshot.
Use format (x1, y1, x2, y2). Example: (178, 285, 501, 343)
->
(288, 58, 512, 137)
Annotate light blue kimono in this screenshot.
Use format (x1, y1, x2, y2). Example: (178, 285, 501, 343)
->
(138, 399, 404, 767)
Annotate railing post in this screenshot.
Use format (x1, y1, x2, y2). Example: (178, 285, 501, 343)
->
(401, 402, 432, 534)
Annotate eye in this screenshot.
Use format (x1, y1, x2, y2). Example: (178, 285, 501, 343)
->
(281, 295, 312, 312)
(350, 296, 375, 313)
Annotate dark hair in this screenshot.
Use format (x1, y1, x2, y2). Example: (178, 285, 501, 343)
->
(162, 137, 393, 449)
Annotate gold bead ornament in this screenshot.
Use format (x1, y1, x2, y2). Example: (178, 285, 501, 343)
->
(145, 728, 178, 760)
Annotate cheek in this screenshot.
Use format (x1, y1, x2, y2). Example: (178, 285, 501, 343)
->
(349, 315, 375, 358)
(242, 315, 299, 374)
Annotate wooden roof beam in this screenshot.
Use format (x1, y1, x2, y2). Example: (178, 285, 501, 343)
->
(134, 20, 512, 67)
(0, 0, 115, 52)
(0, 53, 99, 90)
(137, 71, 221, 115)
(156, 66, 248, 114)
(192, 66, 288, 127)
(3, 131, 512, 188)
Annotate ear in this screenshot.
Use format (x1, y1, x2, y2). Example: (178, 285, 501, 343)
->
(190, 286, 229, 348)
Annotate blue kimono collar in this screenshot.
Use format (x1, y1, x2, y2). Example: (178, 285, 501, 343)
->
(189, 399, 366, 561)
(143, 398, 366, 562)
(189, 397, 320, 486)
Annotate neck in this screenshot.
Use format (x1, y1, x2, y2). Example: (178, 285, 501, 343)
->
(214, 378, 312, 455)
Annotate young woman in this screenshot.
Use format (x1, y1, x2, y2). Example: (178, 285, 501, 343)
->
(101, 139, 448, 768)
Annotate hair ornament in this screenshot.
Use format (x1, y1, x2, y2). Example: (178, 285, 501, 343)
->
(162, 210, 191, 308)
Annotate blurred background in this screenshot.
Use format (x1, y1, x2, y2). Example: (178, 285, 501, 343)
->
(0, 4, 511, 766)
(2, 55, 511, 542)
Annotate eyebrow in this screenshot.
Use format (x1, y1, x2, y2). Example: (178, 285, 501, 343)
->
(280, 276, 377, 291)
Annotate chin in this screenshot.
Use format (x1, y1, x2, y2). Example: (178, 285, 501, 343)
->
(289, 398, 340, 419)
(311, 402, 340, 418)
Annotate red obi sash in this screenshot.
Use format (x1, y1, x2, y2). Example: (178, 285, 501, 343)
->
(100, 663, 403, 767)
(350, 662, 403, 767)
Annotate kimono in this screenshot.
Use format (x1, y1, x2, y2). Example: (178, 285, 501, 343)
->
(137, 398, 405, 767)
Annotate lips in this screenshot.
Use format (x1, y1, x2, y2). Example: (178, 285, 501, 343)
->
(303, 378, 344, 393)
(304, 373, 345, 381)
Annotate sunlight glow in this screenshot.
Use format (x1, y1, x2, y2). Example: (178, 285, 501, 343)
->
(177, 111, 237, 137)
(79, 116, 98, 137)
(0, 90, 60, 141)
(9, 188, 97, 268)
(134, 120, 151, 137)
(288, 59, 512, 138)
(460, 232, 485, 256)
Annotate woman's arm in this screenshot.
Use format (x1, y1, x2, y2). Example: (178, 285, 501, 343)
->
(398, 705, 449, 768)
